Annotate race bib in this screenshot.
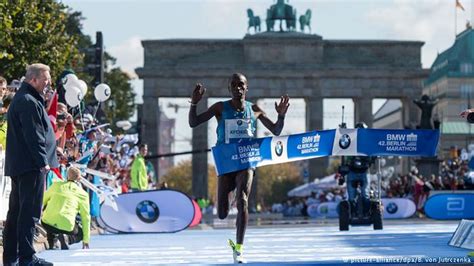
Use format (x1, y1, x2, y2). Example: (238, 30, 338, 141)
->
(225, 118, 254, 144)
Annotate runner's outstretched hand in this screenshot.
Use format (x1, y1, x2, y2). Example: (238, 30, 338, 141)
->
(191, 83, 206, 104)
(275, 95, 290, 116)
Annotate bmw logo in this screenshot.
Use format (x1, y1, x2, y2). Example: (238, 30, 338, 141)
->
(237, 119, 243, 126)
(136, 200, 160, 223)
(339, 134, 351, 149)
(275, 141, 284, 156)
(386, 202, 398, 214)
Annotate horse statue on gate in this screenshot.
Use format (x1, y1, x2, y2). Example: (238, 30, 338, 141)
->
(247, 9, 261, 33)
(266, 8, 275, 31)
(299, 9, 312, 33)
(266, 0, 297, 32)
(286, 5, 297, 31)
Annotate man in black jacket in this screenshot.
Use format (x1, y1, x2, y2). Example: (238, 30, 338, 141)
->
(3, 63, 58, 266)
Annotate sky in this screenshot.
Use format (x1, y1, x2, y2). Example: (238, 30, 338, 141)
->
(61, 0, 473, 162)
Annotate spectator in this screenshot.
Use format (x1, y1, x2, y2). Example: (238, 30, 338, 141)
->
(130, 144, 149, 191)
(3, 63, 58, 266)
(0, 93, 13, 149)
(433, 175, 445, 190)
(159, 181, 169, 190)
(41, 167, 90, 250)
(0, 76, 7, 107)
(146, 160, 157, 188)
(6, 79, 21, 93)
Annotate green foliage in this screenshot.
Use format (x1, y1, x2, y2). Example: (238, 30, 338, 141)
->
(161, 160, 218, 201)
(0, 1, 82, 80)
(162, 160, 192, 194)
(0, 1, 136, 124)
(256, 162, 302, 205)
(63, 9, 135, 126)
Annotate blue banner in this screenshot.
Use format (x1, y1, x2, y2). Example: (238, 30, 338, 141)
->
(424, 193, 474, 220)
(212, 129, 440, 176)
(357, 129, 439, 156)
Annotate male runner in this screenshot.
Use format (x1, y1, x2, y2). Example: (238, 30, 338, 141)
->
(189, 73, 289, 263)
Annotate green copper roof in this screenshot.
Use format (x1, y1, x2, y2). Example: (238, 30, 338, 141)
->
(425, 28, 474, 86)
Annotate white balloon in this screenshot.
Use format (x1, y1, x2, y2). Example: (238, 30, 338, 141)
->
(65, 86, 83, 107)
(62, 74, 78, 90)
(77, 80, 88, 97)
(94, 83, 111, 102)
(116, 121, 127, 127)
(116, 120, 132, 130)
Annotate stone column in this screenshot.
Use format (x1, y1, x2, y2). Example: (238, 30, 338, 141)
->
(401, 97, 420, 173)
(401, 97, 419, 129)
(354, 97, 373, 127)
(192, 97, 209, 199)
(142, 96, 160, 178)
(305, 97, 327, 180)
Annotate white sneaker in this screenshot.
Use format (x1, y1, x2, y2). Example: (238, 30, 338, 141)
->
(228, 239, 245, 264)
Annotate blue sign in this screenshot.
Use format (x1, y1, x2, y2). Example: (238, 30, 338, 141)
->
(424, 193, 474, 220)
(212, 129, 440, 176)
(357, 129, 440, 156)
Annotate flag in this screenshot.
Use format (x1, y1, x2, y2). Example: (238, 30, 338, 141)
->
(47, 91, 58, 117)
(456, 0, 465, 11)
(51, 167, 63, 180)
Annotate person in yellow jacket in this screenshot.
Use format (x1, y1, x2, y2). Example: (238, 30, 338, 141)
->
(130, 144, 149, 191)
(41, 166, 90, 250)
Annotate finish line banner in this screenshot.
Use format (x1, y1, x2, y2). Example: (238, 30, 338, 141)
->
(212, 128, 440, 176)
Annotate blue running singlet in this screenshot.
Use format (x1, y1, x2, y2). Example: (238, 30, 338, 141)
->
(216, 100, 257, 146)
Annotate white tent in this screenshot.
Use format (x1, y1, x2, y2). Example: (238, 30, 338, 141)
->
(287, 174, 341, 197)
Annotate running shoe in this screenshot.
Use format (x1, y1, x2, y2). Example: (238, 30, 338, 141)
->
(228, 239, 245, 263)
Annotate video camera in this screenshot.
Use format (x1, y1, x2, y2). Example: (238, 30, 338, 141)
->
(337, 105, 348, 185)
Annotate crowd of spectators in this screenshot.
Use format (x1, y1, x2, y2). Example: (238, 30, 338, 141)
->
(0, 74, 158, 252)
(273, 156, 474, 217)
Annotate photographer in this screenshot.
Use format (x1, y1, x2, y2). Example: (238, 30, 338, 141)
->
(55, 106, 74, 150)
(41, 166, 90, 250)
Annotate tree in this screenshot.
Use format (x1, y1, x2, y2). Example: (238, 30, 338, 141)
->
(256, 162, 302, 206)
(64, 10, 135, 126)
(0, 2, 136, 125)
(161, 160, 218, 202)
(0, 1, 82, 80)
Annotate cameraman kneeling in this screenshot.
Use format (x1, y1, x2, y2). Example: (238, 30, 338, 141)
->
(41, 167, 90, 250)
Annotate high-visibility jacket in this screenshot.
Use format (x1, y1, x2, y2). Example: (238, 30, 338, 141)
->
(42, 181, 91, 243)
(0, 121, 7, 149)
(131, 155, 148, 190)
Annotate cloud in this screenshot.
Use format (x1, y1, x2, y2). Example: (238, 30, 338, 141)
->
(365, 0, 471, 67)
(108, 36, 143, 78)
